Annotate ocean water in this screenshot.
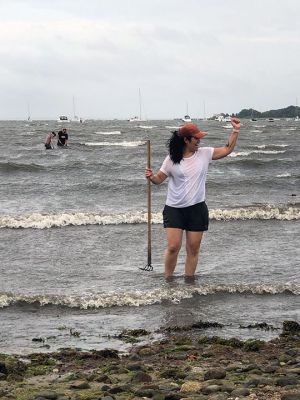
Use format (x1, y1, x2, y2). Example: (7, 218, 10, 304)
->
(0, 118, 299, 355)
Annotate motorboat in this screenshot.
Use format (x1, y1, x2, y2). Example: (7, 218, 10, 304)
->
(128, 115, 144, 122)
(182, 102, 192, 122)
(57, 115, 70, 122)
(215, 115, 224, 122)
(181, 114, 192, 122)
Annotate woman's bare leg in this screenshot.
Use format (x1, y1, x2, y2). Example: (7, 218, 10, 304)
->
(185, 231, 204, 277)
(164, 228, 183, 278)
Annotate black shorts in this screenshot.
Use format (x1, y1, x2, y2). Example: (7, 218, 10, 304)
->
(163, 202, 209, 232)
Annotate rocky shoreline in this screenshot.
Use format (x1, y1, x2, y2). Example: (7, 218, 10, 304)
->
(0, 321, 300, 400)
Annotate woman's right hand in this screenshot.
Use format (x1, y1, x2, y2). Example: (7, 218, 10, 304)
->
(145, 168, 153, 179)
(231, 117, 241, 131)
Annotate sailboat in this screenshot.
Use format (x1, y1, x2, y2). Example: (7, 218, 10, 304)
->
(295, 97, 299, 121)
(72, 96, 84, 123)
(250, 109, 257, 122)
(129, 89, 146, 122)
(27, 103, 32, 122)
(181, 103, 192, 122)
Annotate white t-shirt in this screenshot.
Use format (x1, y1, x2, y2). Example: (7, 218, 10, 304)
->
(160, 147, 214, 208)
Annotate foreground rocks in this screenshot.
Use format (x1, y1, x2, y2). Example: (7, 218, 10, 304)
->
(0, 321, 299, 400)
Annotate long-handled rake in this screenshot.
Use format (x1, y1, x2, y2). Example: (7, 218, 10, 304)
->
(140, 139, 153, 271)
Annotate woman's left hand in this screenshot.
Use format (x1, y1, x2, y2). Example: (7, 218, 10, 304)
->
(231, 117, 241, 131)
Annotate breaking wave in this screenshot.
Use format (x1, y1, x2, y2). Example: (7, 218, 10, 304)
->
(0, 205, 298, 229)
(95, 131, 121, 135)
(229, 150, 286, 157)
(83, 141, 145, 147)
(0, 283, 299, 309)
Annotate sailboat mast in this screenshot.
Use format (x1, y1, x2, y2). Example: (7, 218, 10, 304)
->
(72, 96, 76, 119)
(27, 103, 31, 121)
(139, 88, 142, 120)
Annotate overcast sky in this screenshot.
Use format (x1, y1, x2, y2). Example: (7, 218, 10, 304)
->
(0, 0, 299, 120)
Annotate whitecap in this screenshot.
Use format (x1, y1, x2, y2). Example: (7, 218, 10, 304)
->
(0, 205, 298, 229)
(83, 141, 145, 147)
(0, 283, 299, 309)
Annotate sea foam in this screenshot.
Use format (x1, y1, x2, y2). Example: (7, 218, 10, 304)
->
(0, 283, 299, 309)
(0, 205, 298, 229)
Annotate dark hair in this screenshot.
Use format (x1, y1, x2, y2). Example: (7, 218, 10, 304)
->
(167, 131, 192, 164)
(51, 131, 56, 136)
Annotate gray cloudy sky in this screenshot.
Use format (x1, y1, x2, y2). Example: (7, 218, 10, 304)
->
(0, 0, 299, 120)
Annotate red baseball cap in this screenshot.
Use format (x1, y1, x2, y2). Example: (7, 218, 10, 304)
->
(178, 123, 207, 139)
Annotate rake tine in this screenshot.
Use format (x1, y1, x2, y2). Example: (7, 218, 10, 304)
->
(139, 264, 153, 272)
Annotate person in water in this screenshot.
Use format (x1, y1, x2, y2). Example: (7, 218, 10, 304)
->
(57, 128, 68, 147)
(145, 118, 241, 281)
(44, 131, 56, 149)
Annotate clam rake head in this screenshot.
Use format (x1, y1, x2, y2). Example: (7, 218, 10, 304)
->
(139, 263, 153, 272)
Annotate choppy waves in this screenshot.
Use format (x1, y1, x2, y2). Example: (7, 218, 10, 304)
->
(83, 141, 145, 147)
(0, 205, 298, 229)
(229, 150, 286, 157)
(0, 162, 45, 172)
(0, 283, 299, 309)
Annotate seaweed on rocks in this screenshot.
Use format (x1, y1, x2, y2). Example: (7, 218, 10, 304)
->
(162, 320, 224, 333)
(239, 322, 279, 331)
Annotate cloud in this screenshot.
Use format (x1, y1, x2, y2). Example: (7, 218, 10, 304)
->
(0, 0, 300, 119)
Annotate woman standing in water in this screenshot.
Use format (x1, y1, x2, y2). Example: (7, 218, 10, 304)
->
(145, 118, 241, 280)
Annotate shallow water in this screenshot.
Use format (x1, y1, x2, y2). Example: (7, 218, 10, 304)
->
(0, 119, 299, 354)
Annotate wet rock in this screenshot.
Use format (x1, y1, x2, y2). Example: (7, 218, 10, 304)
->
(134, 388, 156, 397)
(204, 368, 226, 380)
(231, 387, 251, 397)
(34, 391, 58, 400)
(138, 347, 155, 356)
(220, 382, 235, 393)
(131, 371, 152, 383)
(276, 375, 299, 386)
(281, 394, 300, 400)
(287, 368, 300, 375)
(118, 328, 150, 338)
(209, 394, 229, 400)
(240, 363, 261, 372)
(164, 394, 182, 400)
(226, 362, 243, 372)
(180, 381, 203, 393)
(201, 384, 221, 395)
(0, 373, 6, 381)
(160, 368, 185, 379)
(126, 363, 143, 371)
(152, 394, 165, 400)
(262, 365, 278, 373)
(95, 374, 112, 383)
(109, 385, 130, 394)
(281, 321, 300, 339)
(158, 382, 180, 391)
(244, 377, 261, 388)
(286, 349, 299, 357)
(69, 380, 90, 389)
(0, 362, 7, 375)
(243, 339, 264, 352)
